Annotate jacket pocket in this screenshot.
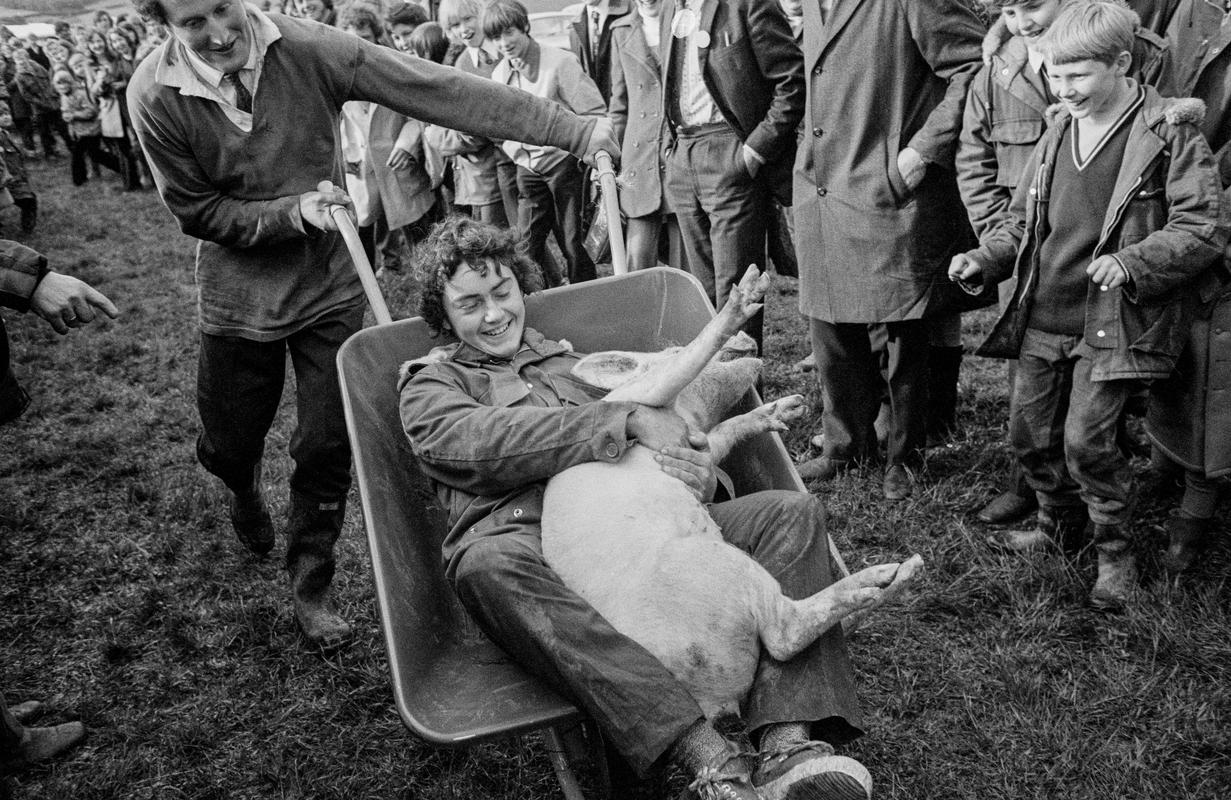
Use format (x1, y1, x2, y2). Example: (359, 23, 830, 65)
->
(1117, 183, 1167, 247)
(990, 117, 1044, 188)
(1121, 292, 1191, 358)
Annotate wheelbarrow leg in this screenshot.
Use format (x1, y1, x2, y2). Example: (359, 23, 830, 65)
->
(544, 721, 613, 800)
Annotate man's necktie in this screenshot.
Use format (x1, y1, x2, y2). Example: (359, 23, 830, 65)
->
(590, 8, 602, 57)
(226, 72, 253, 114)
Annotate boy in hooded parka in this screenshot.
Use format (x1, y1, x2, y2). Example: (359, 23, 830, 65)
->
(948, 0, 1225, 609)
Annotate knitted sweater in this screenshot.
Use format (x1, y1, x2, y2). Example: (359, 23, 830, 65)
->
(129, 12, 595, 340)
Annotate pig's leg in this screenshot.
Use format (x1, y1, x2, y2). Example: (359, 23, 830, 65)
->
(604, 266, 771, 409)
(758, 555, 924, 662)
(707, 394, 806, 463)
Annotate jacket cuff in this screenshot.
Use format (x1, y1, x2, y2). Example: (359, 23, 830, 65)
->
(596, 401, 639, 462)
(0, 245, 48, 313)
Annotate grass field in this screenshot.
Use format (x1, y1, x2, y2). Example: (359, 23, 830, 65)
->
(1, 156, 1229, 800)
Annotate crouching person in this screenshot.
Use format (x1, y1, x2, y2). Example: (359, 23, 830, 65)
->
(948, 0, 1225, 609)
(398, 216, 872, 800)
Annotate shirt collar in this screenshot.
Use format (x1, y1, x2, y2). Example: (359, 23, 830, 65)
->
(1027, 45, 1045, 74)
(450, 328, 570, 366)
(507, 39, 542, 83)
(155, 4, 281, 94)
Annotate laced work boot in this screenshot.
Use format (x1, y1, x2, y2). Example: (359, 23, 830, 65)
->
(753, 739, 871, 800)
(987, 505, 1086, 554)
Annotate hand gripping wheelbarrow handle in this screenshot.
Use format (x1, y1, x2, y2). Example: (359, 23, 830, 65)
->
(329, 204, 394, 326)
(595, 151, 628, 276)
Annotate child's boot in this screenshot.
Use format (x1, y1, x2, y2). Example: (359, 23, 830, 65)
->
(1161, 514, 1210, 574)
(1090, 525, 1137, 610)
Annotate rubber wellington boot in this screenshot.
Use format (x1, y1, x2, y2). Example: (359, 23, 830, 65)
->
(285, 492, 351, 650)
(1089, 526, 1137, 610)
(1162, 515, 1210, 574)
(229, 464, 275, 557)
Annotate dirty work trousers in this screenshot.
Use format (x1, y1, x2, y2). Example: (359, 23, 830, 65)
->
(1010, 328, 1140, 527)
(449, 490, 863, 776)
(195, 302, 364, 509)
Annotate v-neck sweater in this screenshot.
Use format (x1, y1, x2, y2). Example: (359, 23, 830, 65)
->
(130, 14, 595, 341)
(1032, 104, 1138, 335)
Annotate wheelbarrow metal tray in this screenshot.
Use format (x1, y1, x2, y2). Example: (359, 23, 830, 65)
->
(337, 267, 803, 748)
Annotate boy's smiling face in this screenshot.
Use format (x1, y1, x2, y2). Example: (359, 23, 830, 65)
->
(1045, 52, 1131, 123)
(1001, 0, 1064, 45)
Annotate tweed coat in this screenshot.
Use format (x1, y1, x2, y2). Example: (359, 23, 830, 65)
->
(793, 0, 983, 323)
(364, 106, 435, 229)
(608, 13, 664, 218)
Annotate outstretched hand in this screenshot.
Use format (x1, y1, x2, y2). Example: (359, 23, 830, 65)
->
(30, 272, 119, 335)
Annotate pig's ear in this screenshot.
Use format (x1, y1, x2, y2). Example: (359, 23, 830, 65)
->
(572, 351, 650, 390)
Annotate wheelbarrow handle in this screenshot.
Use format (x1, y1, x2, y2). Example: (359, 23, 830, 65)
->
(330, 205, 394, 326)
(594, 151, 628, 276)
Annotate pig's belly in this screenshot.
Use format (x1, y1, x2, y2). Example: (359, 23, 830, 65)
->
(542, 446, 767, 717)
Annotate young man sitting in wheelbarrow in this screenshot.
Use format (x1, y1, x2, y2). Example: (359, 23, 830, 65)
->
(399, 216, 891, 800)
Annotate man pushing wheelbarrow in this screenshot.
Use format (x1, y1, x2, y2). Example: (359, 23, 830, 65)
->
(127, 0, 619, 650)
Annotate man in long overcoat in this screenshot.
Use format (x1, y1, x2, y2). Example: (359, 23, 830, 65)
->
(793, 0, 983, 499)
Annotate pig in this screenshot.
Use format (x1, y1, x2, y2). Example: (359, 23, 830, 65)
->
(541, 267, 923, 720)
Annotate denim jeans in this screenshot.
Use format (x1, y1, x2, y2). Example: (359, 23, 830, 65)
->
(449, 490, 862, 776)
(1010, 328, 1140, 526)
(195, 302, 365, 504)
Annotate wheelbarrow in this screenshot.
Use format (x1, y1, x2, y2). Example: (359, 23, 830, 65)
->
(333, 167, 831, 797)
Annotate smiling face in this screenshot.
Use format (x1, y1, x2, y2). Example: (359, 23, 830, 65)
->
(449, 12, 483, 47)
(1044, 52, 1131, 124)
(108, 30, 133, 58)
(164, 0, 251, 74)
(1001, 0, 1063, 46)
(442, 260, 526, 360)
(494, 26, 530, 63)
(52, 73, 75, 95)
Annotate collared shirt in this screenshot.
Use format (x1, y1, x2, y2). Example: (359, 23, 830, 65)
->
(154, 5, 281, 133)
(819, 0, 836, 23)
(672, 0, 723, 126)
(467, 40, 499, 70)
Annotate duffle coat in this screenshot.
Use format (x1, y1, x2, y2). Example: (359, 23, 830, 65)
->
(792, 0, 983, 323)
(966, 88, 1226, 383)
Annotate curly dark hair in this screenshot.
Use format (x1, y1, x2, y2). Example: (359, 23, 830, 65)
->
(413, 216, 544, 336)
(131, 0, 167, 26)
